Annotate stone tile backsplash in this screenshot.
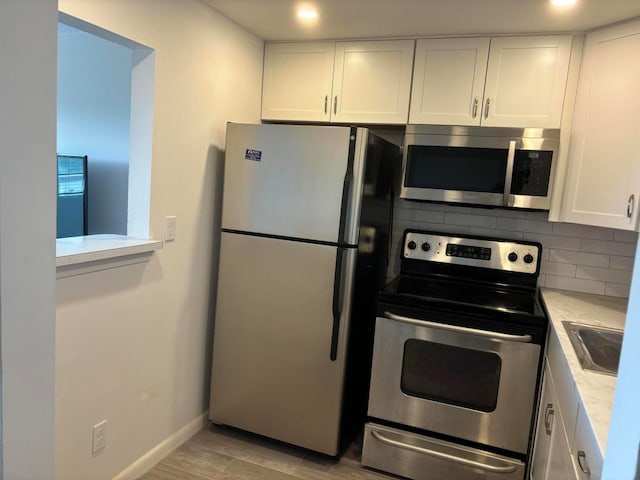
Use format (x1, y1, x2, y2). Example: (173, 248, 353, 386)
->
(389, 200, 639, 298)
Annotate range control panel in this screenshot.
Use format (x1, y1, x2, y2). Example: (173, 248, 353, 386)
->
(403, 231, 541, 274)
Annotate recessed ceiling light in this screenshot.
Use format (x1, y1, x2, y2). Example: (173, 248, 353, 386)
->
(297, 8, 318, 20)
(550, 0, 577, 6)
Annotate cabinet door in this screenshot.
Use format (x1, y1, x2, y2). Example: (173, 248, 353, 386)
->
(530, 374, 554, 480)
(530, 364, 577, 480)
(409, 38, 489, 125)
(261, 42, 335, 122)
(572, 409, 603, 480)
(482, 35, 571, 128)
(332, 40, 414, 124)
(561, 21, 640, 230)
(546, 406, 578, 480)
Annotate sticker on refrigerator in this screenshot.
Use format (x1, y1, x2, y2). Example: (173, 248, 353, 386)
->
(245, 149, 262, 162)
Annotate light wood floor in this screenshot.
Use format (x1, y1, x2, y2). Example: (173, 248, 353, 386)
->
(139, 424, 398, 480)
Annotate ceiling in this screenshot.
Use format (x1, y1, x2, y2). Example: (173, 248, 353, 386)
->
(202, 0, 640, 41)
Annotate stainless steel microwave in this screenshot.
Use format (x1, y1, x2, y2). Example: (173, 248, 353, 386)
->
(400, 125, 560, 210)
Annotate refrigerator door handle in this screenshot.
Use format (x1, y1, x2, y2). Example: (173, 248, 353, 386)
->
(330, 247, 345, 361)
(341, 128, 368, 246)
(337, 130, 357, 245)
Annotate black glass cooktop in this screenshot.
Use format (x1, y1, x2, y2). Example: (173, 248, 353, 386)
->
(380, 274, 544, 319)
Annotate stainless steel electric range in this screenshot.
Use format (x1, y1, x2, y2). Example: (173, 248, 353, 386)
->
(362, 229, 548, 480)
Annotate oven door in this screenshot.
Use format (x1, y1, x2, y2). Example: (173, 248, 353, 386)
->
(368, 310, 541, 454)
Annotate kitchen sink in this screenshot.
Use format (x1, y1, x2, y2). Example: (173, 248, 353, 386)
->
(562, 321, 623, 376)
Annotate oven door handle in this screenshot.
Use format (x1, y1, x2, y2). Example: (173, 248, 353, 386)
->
(370, 430, 518, 474)
(383, 311, 533, 343)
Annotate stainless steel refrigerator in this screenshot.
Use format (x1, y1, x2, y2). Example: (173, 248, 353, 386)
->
(209, 122, 399, 456)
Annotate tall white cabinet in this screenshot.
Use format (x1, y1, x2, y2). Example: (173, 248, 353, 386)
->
(261, 40, 414, 124)
(409, 35, 572, 128)
(561, 20, 640, 231)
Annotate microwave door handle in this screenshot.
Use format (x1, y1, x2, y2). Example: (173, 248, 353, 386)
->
(503, 140, 517, 207)
(370, 430, 518, 474)
(383, 311, 533, 343)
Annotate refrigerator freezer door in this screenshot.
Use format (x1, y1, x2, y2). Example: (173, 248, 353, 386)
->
(210, 232, 356, 455)
(222, 123, 356, 244)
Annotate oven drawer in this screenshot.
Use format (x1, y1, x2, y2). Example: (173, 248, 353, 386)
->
(363, 423, 525, 480)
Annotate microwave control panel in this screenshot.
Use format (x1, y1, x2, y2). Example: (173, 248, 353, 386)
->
(403, 231, 541, 275)
(511, 150, 553, 196)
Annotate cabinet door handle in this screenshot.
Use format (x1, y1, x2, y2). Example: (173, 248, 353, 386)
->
(577, 450, 591, 475)
(472, 97, 479, 119)
(627, 194, 634, 218)
(484, 97, 491, 119)
(544, 403, 554, 435)
(334, 95, 338, 115)
(324, 95, 328, 114)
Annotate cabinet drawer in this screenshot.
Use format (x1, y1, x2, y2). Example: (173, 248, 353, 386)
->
(546, 328, 579, 448)
(363, 423, 525, 480)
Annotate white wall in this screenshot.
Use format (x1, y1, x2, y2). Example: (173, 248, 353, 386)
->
(392, 201, 638, 298)
(55, 1, 264, 478)
(58, 27, 132, 235)
(0, 0, 57, 478)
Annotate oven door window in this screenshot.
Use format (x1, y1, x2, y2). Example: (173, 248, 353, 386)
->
(401, 339, 501, 412)
(404, 145, 507, 193)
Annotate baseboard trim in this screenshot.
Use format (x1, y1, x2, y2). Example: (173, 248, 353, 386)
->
(113, 412, 208, 480)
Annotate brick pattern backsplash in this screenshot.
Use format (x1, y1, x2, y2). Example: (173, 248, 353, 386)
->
(389, 200, 638, 298)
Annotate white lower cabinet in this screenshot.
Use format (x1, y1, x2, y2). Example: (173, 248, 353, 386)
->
(531, 335, 604, 480)
(530, 362, 577, 480)
(572, 408, 603, 479)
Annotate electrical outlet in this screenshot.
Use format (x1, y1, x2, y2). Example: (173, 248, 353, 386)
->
(165, 215, 177, 241)
(92, 420, 107, 454)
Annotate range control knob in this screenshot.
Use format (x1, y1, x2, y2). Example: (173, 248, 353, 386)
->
(421, 242, 431, 252)
(508, 252, 518, 262)
(407, 240, 417, 250)
(524, 254, 535, 264)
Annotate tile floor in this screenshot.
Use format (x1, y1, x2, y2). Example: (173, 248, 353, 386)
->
(139, 424, 398, 480)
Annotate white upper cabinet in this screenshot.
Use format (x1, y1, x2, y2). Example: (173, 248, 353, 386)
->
(261, 42, 335, 122)
(561, 20, 640, 230)
(261, 40, 415, 124)
(410, 35, 572, 128)
(331, 40, 414, 124)
(409, 38, 489, 125)
(483, 36, 572, 128)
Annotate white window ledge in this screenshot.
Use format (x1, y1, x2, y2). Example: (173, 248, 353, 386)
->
(56, 234, 163, 278)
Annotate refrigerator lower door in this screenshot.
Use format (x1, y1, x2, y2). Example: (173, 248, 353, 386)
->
(210, 232, 356, 455)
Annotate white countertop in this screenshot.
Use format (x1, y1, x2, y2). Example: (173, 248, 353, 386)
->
(540, 288, 627, 456)
(56, 234, 163, 267)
